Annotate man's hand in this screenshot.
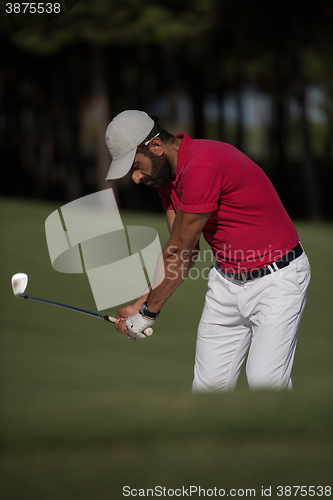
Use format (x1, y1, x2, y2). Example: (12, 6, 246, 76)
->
(125, 312, 155, 340)
(114, 303, 140, 320)
(113, 312, 155, 340)
(113, 301, 155, 339)
(113, 317, 130, 337)
(113, 302, 142, 338)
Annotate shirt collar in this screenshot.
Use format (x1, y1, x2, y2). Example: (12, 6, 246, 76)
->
(174, 133, 194, 182)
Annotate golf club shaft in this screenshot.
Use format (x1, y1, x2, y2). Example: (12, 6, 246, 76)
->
(16, 293, 153, 335)
(17, 293, 112, 322)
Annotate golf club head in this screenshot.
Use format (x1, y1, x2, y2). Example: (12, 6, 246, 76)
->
(11, 273, 28, 296)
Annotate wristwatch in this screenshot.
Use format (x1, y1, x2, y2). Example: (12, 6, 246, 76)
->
(139, 301, 160, 319)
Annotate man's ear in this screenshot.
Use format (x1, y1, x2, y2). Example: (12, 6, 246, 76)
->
(149, 138, 164, 156)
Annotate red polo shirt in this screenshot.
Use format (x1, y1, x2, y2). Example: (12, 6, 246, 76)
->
(158, 133, 299, 272)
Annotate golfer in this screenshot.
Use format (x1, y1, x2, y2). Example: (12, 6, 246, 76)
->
(105, 110, 310, 391)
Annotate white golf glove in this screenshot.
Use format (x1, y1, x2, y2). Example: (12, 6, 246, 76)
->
(125, 312, 155, 340)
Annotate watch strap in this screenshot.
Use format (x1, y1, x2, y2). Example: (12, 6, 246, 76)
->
(139, 301, 160, 319)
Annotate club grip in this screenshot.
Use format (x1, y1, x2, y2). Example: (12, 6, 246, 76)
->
(107, 316, 153, 336)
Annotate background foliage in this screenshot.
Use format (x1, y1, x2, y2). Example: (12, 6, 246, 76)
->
(1, 0, 333, 218)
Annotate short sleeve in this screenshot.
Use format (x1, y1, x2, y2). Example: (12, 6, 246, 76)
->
(179, 164, 221, 213)
(158, 181, 174, 210)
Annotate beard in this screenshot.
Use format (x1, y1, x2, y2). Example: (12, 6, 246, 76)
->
(140, 150, 173, 189)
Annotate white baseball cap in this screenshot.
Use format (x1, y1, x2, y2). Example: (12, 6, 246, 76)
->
(105, 110, 154, 180)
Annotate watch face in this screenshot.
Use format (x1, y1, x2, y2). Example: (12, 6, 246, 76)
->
(140, 302, 157, 319)
(140, 302, 147, 315)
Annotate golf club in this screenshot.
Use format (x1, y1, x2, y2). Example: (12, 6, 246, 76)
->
(11, 273, 153, 336)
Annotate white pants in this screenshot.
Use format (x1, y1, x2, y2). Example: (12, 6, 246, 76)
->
(192, 252, 311, 392)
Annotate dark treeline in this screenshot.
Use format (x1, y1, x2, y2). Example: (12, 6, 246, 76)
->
(1, 0, 332, 220)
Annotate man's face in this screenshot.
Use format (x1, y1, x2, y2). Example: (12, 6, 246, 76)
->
(130, 150, 173, 190)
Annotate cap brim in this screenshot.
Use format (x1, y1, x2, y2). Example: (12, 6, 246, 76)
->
(105, 148, 136, 180)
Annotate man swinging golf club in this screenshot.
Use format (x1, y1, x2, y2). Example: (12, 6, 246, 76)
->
(105, 110, 311, 391)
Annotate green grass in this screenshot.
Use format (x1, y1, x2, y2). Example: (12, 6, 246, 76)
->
(0, 197, 332, 499)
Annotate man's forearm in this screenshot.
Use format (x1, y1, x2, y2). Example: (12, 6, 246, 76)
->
(145, 242, 199, 313)
(142, 209, 210, 316)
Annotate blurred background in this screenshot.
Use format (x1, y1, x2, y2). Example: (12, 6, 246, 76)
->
(0, 1, 332, 499)
(1, 0, 333, 218)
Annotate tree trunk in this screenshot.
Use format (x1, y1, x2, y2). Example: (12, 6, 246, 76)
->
(298, 87, 322, 221)
(90, 44, 112, 193)
(235, 83, 244, 151)
(324, 95, 333, 159)
(39, 109, 55, 197)
(273, 92, 289, 202)
(64, 46, 84, 201)
(188, 74, 205, 139)
(253, 90, 269, 160)
(217, 88, 226, 142)
(291, 2, 322, 220)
